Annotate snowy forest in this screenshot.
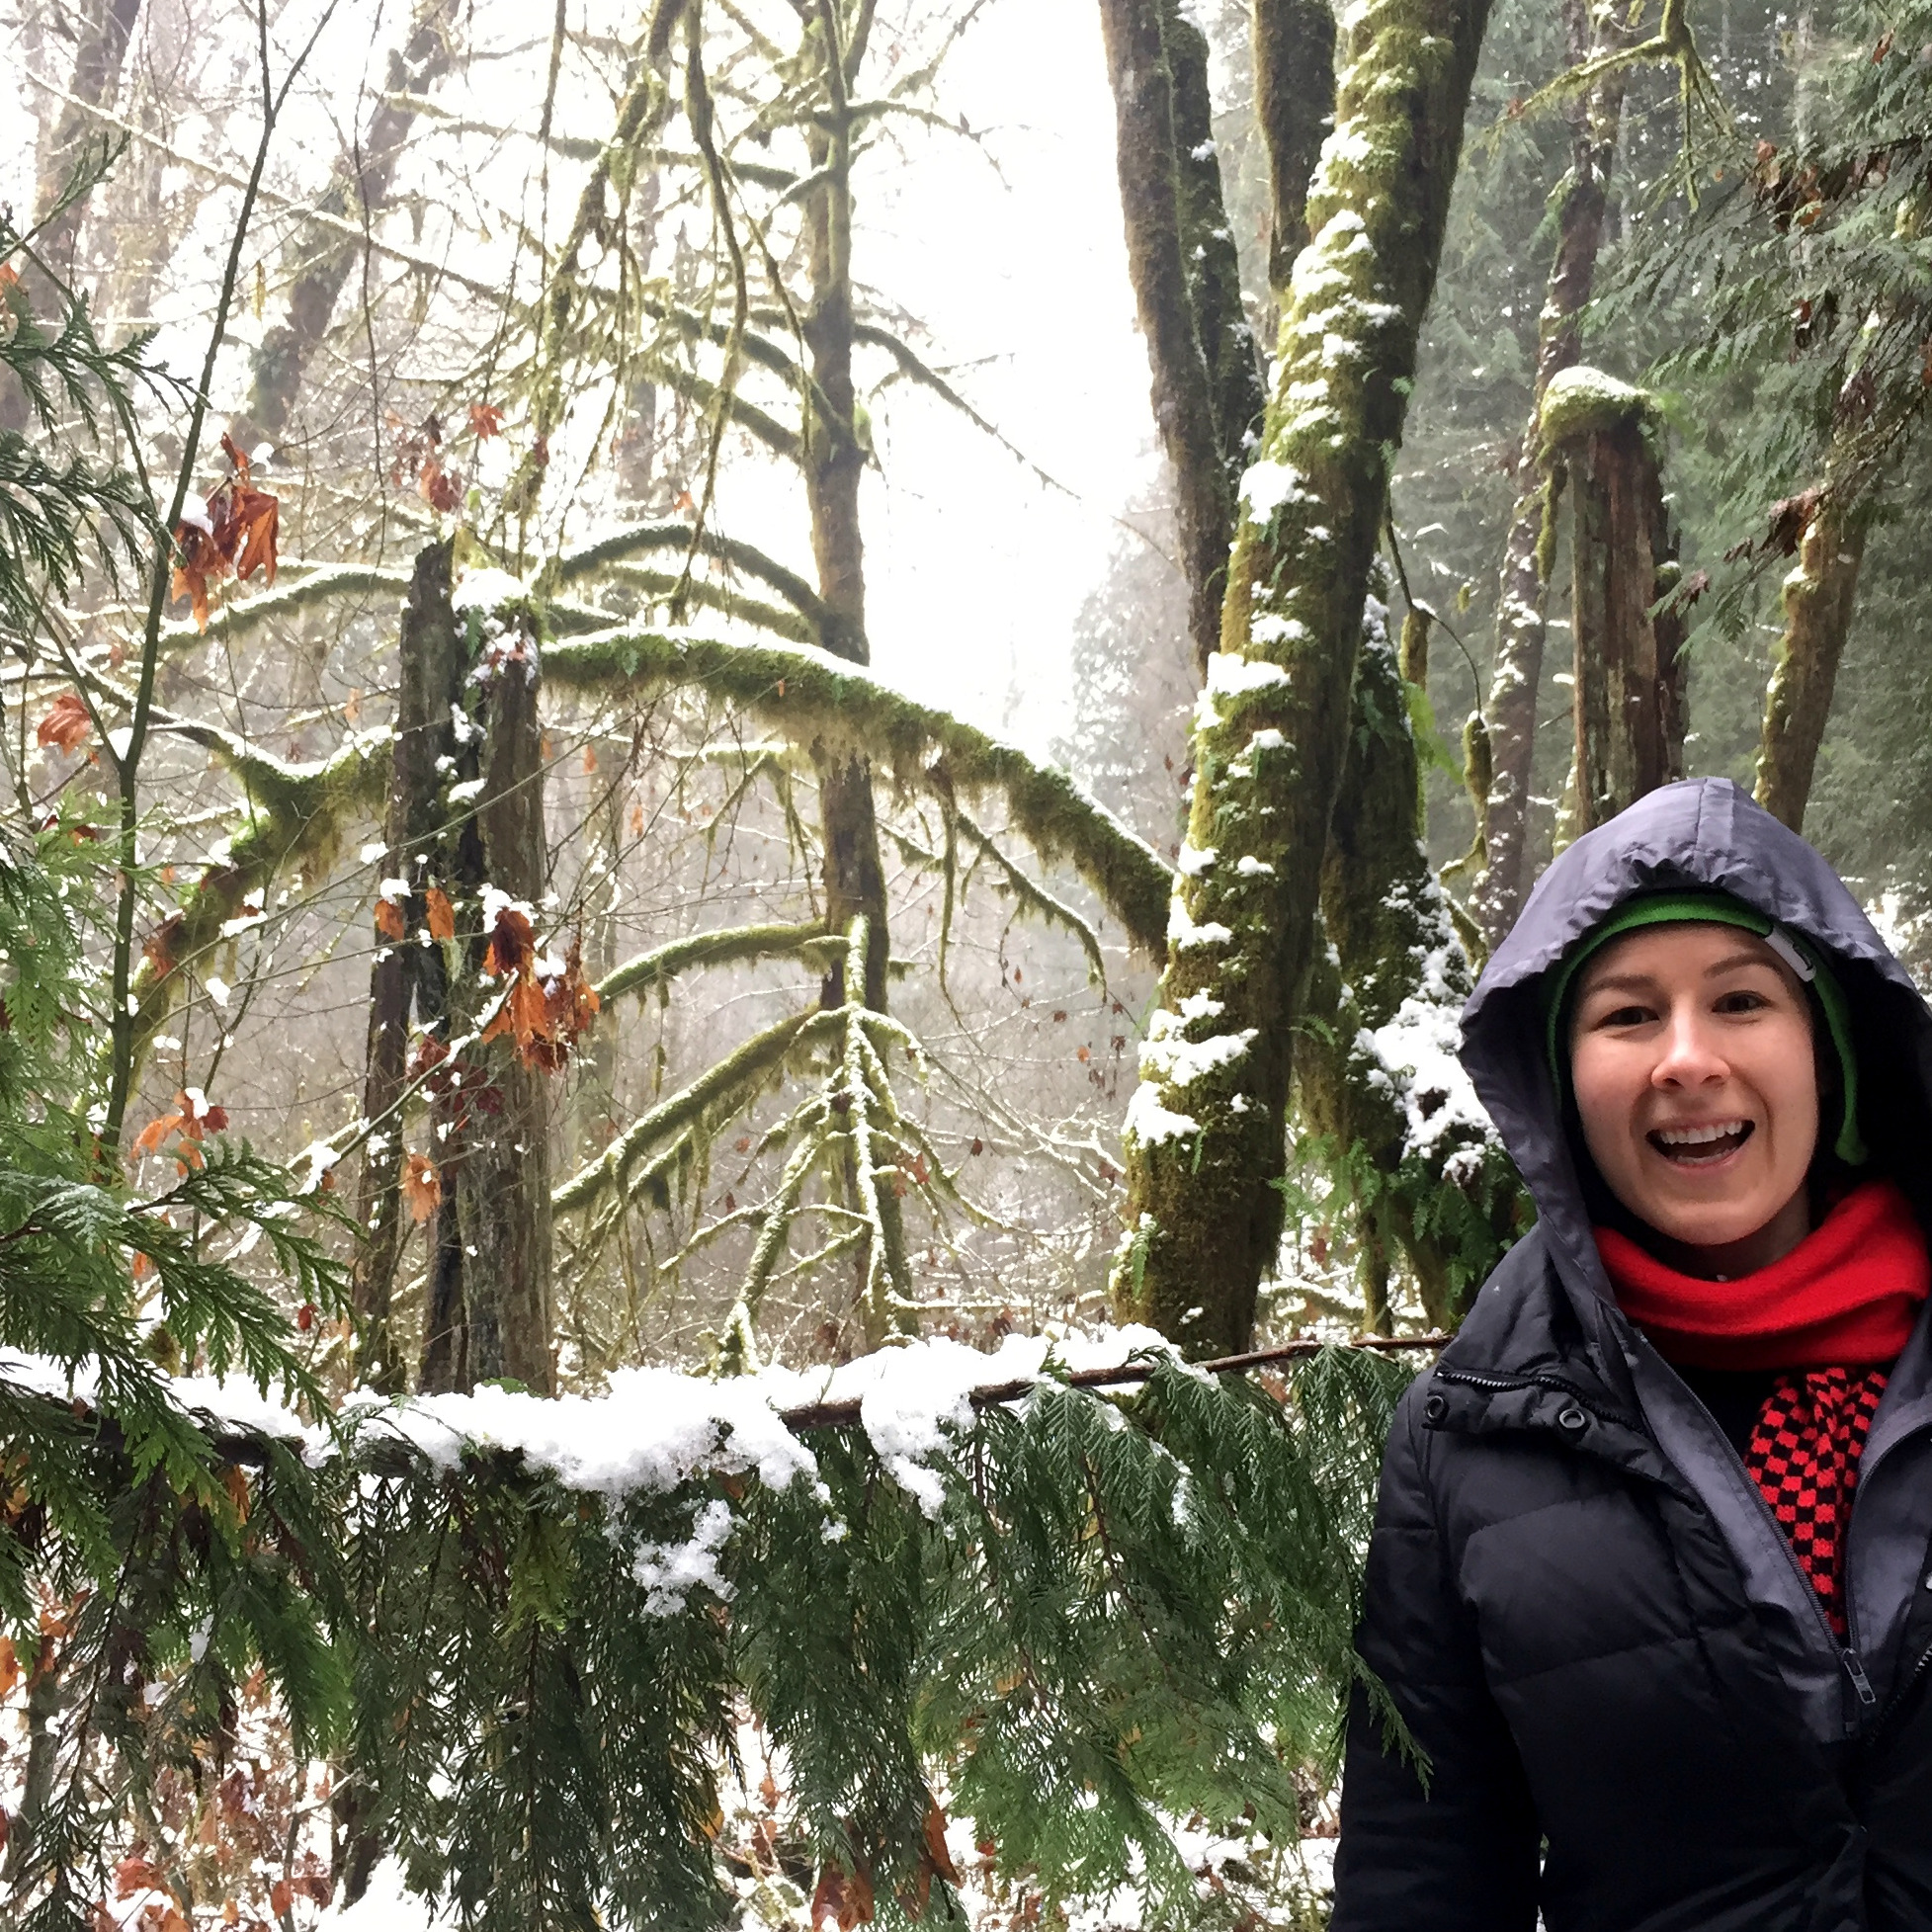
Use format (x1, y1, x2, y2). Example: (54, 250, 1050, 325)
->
(3, 0, 1928, 1921)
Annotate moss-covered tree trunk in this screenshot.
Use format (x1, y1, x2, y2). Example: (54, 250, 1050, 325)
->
(352, 542, 462, 1393)
(1098, 0, 1265, 676)
(246, 0, 460, 440)
(1472, 0, 1627, 950)
(1548, 373, 1685, 830)
(1115, 0, 1494, 1356)
(1253, 0, 1338, 297)
(1755, 496, 1867, 833)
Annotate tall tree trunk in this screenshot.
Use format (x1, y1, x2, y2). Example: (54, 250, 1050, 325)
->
(1117, 0, 1493, 1356)
(794, 4, 903, 1335)
(247, 0, 461, 441)
(1097, 0, 1263, 676)
(454, 621, 555, 1393)
(1252, 0, 1338, 296)
(1472, 0, 1627, 950)
(1755, 496, 1866, 832)
(353, 541, 463, 1393)
(1547, 374, 1685, 830)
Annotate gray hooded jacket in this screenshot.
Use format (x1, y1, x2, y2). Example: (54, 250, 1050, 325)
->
(1331, 779, 1932, 1932)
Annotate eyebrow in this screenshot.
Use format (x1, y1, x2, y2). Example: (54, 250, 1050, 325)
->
(1579, 950, 1786, 998)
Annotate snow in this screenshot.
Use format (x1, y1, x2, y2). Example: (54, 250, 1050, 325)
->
(1175, 841, 1217, 876)
(450, 565, 530, 613)
(1123, 1081, 1203, 1147)
(1205, 650, 1291, 698)
(1166, 897, 1234, 949)
(1138, 1009, 1257, 1087)
(1235, 457, 1307, 525)
(632, 1497, 736, 1615)
(1362, 972, 1495, 1159)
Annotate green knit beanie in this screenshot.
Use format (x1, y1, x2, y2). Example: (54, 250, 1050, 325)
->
(1542, 888, 1866, 1166)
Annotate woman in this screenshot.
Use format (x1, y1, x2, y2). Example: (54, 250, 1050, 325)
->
(1330, 777, 1932, 1932)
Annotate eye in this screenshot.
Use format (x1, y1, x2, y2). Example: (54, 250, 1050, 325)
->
(1714, 988, 1771, 1015)
(1590, 1002, 1654, 1031)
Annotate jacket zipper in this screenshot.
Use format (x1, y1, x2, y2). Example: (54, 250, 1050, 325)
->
(1433, 1365, 1640, 1425)
(1442, 1364, 1882, 1728)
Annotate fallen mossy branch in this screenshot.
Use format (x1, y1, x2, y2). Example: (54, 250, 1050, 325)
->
(545, 625, 1172, 954)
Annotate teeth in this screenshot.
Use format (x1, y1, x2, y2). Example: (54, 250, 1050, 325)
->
(1655, 1120, 1747, 1147)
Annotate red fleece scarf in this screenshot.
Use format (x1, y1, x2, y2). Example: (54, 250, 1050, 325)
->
(1596, 1178, 1930, 1372)
(1597, 1179, 1930, 1634)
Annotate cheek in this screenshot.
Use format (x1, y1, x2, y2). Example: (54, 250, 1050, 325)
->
(1568, 1046, 1641, 1164)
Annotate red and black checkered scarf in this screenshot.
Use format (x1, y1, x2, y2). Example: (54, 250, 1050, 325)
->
(1599, 1179, 1931, 1635)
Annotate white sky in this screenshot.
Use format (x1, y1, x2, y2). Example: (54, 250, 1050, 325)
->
(853, 1, 1166, 756)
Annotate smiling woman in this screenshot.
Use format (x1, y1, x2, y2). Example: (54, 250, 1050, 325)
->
(1331, 777, 1932, 1932)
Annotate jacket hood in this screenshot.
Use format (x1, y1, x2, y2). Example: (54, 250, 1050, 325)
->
(1461, 777, 1932, 1307)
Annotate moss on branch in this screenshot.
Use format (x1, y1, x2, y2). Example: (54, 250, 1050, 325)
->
(553, 1008, 832, 1215)
(544, 626, 1172, 955)
(126, 727, 392, 1073)
(596, 921, 839, 1003)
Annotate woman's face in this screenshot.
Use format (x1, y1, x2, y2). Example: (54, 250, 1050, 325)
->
(1568, 923, 1820, 1270)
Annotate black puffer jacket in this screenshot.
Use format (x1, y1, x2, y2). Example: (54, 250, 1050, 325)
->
(1331, 779, 1932, 1932)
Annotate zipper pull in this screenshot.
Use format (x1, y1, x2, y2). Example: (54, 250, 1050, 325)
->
(1843, 1648, 1879, 1709)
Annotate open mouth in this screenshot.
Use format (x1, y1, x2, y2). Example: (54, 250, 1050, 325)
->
(1647, 1119, 1754, 1166)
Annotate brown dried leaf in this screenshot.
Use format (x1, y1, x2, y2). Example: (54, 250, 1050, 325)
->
(402, 1152, 442, 1222)
(423, 886, 456, 942)
(36, 691, 92, 755)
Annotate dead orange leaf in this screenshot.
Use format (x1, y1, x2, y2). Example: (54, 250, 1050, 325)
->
(402, 1152, 442, 1223)
(423, 886, 456, 942)
(36, 691, 92, 755)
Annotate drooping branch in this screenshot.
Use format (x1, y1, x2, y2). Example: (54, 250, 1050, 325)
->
(542, 627, 1171, 954)
(557, 521, 830, 637)
(552, 1008, 832, 1215)
(123, 727, 391, 1077)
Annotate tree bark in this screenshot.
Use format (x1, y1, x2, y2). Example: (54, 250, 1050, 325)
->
(353, 541, 463, 1393)
(1551, 381, 1685, 830)
(1117, 0, 1493, 1356)
(246, 0, 460, 441)
(1472, 0, 1627, 950)
(454, 623, 555, 1393)
(1755, 497, 1867, 833)
(1097, 0, 1261, 677)
(1252, 0, 1338, 294)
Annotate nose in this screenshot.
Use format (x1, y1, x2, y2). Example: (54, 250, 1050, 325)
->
(1651, 1003, 1728, 1089)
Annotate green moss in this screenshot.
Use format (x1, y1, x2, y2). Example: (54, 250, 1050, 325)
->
(1538, 364, 1657, 452)
(545, 628, 1172, 956)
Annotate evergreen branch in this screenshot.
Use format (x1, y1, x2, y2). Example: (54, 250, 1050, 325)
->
(771, 1333, 1447, 1431)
